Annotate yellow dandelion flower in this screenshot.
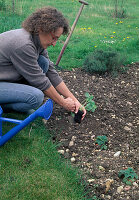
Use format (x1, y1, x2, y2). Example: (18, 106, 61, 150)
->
(116, 22, 118, 24)
(94, 46, 97, 48)
(111, 37, 113, 38)
(127, 37, 130, 39)
(113, 32, 116, 33)
(119, 21, 123, 23)
(88, 27, 91, 29)
(83, 28, 86, 30)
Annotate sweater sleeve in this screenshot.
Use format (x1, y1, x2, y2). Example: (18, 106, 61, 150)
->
(10, 44, 52, 91)
(40, 49, 63, 88)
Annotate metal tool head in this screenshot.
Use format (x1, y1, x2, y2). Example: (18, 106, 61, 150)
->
(79, 0, 89, 5)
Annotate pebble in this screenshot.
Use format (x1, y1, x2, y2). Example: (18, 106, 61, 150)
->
(66, 149, 69, 153)
(106, 195, 111, 200)
(99, 166, 105, 171)
(91, 135, 95, 140)
(72, 152, 78, 157)
(114, 151, 121, 157)
(100, 194, 105, 198)
(71, 136, 76, 141)
(69, 141, 74, 147)
(133, 182, 138, 187)
(87, 179, 95, 183)
(128, 160, 132, 165)
(117, 186, 124, 193)
(42, 119, 47, 125)
(71, 157, 76, 162)
(124, 126, 131, 131)
(109, 93, 113, 98)
(127, 122, 133, 127)
(58, 150, 65, 155)
(111, 114, 116, 118)
(92, 76, 95, 80)
(124, 186, 131, 191)
(127, 101, 132, 106)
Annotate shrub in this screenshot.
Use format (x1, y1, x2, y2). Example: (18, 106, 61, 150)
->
(83, 49, 126, 76)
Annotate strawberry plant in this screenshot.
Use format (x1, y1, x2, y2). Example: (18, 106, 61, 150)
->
(95, 135, 108, 150)
(74, 92, 97, 123)
(118, 168, 138, 185)
(80, 92, 97, 112)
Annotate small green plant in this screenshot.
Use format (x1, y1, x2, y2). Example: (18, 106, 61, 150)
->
(118, 168, 138, 185)
(92, 196, 101, 200)
(95, 135, 108, 150)
(83, 49, 126, 76)
(74, 92, 97, 123)
(80, 92, 97, 112)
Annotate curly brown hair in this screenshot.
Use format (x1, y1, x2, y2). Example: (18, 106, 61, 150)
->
(22, 7, 69, 35)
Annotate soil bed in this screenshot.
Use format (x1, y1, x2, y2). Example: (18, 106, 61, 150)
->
(46, 63, 139, 200)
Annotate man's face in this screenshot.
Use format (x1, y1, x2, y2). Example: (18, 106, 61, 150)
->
(39, 27, 63, 49)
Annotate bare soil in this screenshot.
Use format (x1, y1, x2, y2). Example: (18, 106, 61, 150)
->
(46, 63, 139, 200)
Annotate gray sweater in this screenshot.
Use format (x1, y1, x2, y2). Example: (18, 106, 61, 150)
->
(0, 28, 62, 91)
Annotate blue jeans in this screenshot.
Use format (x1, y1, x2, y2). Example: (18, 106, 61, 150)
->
(0, 55, 49, 113)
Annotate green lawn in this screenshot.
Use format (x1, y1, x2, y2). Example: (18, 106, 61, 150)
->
(0, 115, 88, 200)
(0, 0, 139, 199)
(0, 0, 139, 68)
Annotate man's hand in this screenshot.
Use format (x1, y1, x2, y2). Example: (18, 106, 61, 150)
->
(74, 100, 86, 120)
(63, 97, 76, 112)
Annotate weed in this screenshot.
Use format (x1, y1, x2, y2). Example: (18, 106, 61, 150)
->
(118, 168, 138, 185)
(95, 135, 108, 150)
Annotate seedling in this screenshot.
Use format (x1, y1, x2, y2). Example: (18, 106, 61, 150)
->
(74, 92, 97, 123)
(118, 168, 138, 185)
(95, 135, 108, 150)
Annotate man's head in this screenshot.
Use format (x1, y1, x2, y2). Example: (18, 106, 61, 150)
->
(22, 7, 69, 35)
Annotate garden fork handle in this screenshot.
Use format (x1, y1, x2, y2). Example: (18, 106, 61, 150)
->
(56, 0, 89, 66)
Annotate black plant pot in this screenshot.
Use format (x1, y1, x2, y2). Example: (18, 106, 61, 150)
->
(74, 110, 84, 123)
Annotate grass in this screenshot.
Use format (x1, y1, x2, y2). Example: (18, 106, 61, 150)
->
(0, 0, 139, 69)
(0, 0, 139, 199)
(0, 114, 88, 200)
